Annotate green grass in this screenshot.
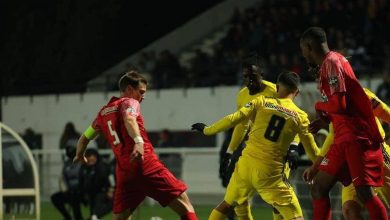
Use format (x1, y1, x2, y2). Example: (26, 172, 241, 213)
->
(36, 202, 273, 220)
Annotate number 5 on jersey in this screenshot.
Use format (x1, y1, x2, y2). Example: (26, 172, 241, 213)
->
(107, 120, 121, 145)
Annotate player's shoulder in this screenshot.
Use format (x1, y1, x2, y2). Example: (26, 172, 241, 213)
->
(261, 80, 277, 90)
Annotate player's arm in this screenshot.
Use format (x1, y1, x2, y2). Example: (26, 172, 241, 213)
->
(74, 125, 99, 164)
(297, 113, 321, 162)
(121, 99, 144, 161)
(369, 93, 390, 124)
(192, 98, 259, 135)
(226, 119, 249, 153)
(315, 92, 347, 114)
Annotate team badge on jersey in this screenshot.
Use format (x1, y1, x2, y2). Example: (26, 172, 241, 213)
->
(328, 76, 339, 87)
(126, 106, 137, 116)
(244, 102, 252, 108)
(320, 157, 329, 166)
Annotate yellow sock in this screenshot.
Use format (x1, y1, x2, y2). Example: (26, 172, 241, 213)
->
(208, 209, 226, 220)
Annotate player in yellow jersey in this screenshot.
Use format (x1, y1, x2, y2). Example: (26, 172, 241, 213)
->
(220, 57, 301, 220)
(304, 88, 390, 219)
(192, 72, 320, 220)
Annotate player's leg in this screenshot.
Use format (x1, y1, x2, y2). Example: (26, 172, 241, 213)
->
(341, 184, 364, 220)
(311, 170, 337, 220)
(167, 192, 197, 220)
(209, 200, 235, 220)
(312, 142, 348, 220)
(377, 164, 390, 208)
(347, 140, 388, 220)
(145, 164, 197, 220)
(259, 180, 303, 220)
(210, 158, 254, 220)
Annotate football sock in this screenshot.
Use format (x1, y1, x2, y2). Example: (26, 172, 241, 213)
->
(364, 195, 388, 220)
(208, 209, 226, 220)
(313, 197, 331, 220)
(180, 212, 197, 220)
(235, 203, 253, 220)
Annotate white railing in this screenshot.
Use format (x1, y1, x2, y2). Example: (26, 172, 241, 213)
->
(0, 122, 40, 220)
(28, 147, 352, 219)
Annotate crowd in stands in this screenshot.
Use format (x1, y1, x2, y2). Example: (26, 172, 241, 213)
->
(127, 0, 390, 89)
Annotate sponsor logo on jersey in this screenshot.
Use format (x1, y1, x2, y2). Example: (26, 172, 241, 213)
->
(264, 102, 298, 117)
(101, 106, 118, 116)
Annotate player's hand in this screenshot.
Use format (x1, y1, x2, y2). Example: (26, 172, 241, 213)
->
(131, 143, 144, 162)
(302, 165, 318, 184)
(73, 154, 88, 165)
(219, 153, 232, 179)
(286, 145, 299, 170)
(191, 123, 206, 133)
(309, 118, 328, 134)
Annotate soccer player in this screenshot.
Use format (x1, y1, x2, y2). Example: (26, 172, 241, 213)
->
(73, 71, 198, 220)
(192, 71, 320, 220)
(305, 88, 390, 219)
(220, 56, 300, 220)
(300, 26, 388, 220)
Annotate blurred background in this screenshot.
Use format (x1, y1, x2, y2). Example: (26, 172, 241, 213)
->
(1, 0, 390, 219)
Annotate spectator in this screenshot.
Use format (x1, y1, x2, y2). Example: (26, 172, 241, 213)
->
(51, 145, 83, 220)
(22, 127, 41, 150)
(80, 148, 111, 220)
(157, 129, 175, 148)
(60, 122, 80, 150)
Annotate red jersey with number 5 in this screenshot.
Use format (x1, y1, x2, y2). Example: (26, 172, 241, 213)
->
(91, 96, 159, 174)
(318, 51, 382, 145)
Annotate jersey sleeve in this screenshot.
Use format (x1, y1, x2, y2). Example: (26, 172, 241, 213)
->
(297, 112, 320, 162)
(204, 98, 260, 136)
(365, 88, 390, 125)
(320, 123, 334, 157)
(322, 57, 346, 95)
(120, 98, 141, 118)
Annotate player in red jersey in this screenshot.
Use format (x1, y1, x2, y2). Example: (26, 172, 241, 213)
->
(300, 27, 388, 220)
(73, 71, 198, 220)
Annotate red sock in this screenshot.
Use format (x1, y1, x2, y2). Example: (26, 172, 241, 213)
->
(181, 212, 198, 220)
(364, 195, 388, 220)
(313, 197, 331, 220)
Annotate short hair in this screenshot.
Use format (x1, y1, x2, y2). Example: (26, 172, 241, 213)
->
(241, 52, 264, 76)
(118, 71, 147, 92)
(300, 27, 327, 45)
(277, 71, 300, 92)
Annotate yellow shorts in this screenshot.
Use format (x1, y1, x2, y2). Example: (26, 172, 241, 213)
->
(224, 155, 302, 219)
(342, 164, 390, 209)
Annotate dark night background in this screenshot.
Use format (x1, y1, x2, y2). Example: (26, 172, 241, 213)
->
(1, 1, 222, 96)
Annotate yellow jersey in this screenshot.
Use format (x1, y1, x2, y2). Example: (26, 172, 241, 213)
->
(320, 88, 390, 157)
(228, 80, 280, 152)
(205, 95, 319, 166)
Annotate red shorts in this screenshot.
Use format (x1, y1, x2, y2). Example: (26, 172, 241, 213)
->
(319, 138, 383, 187)
(113, 160, 187, 213)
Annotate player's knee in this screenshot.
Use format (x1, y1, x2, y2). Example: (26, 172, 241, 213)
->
(234, 202, 250, 217)
(310, 183, 327, 199)
(342, 201, 363, 220)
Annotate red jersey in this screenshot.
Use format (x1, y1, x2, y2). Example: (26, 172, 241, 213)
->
(92, 96, 160, 174)
(318, 51, 382, 145)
